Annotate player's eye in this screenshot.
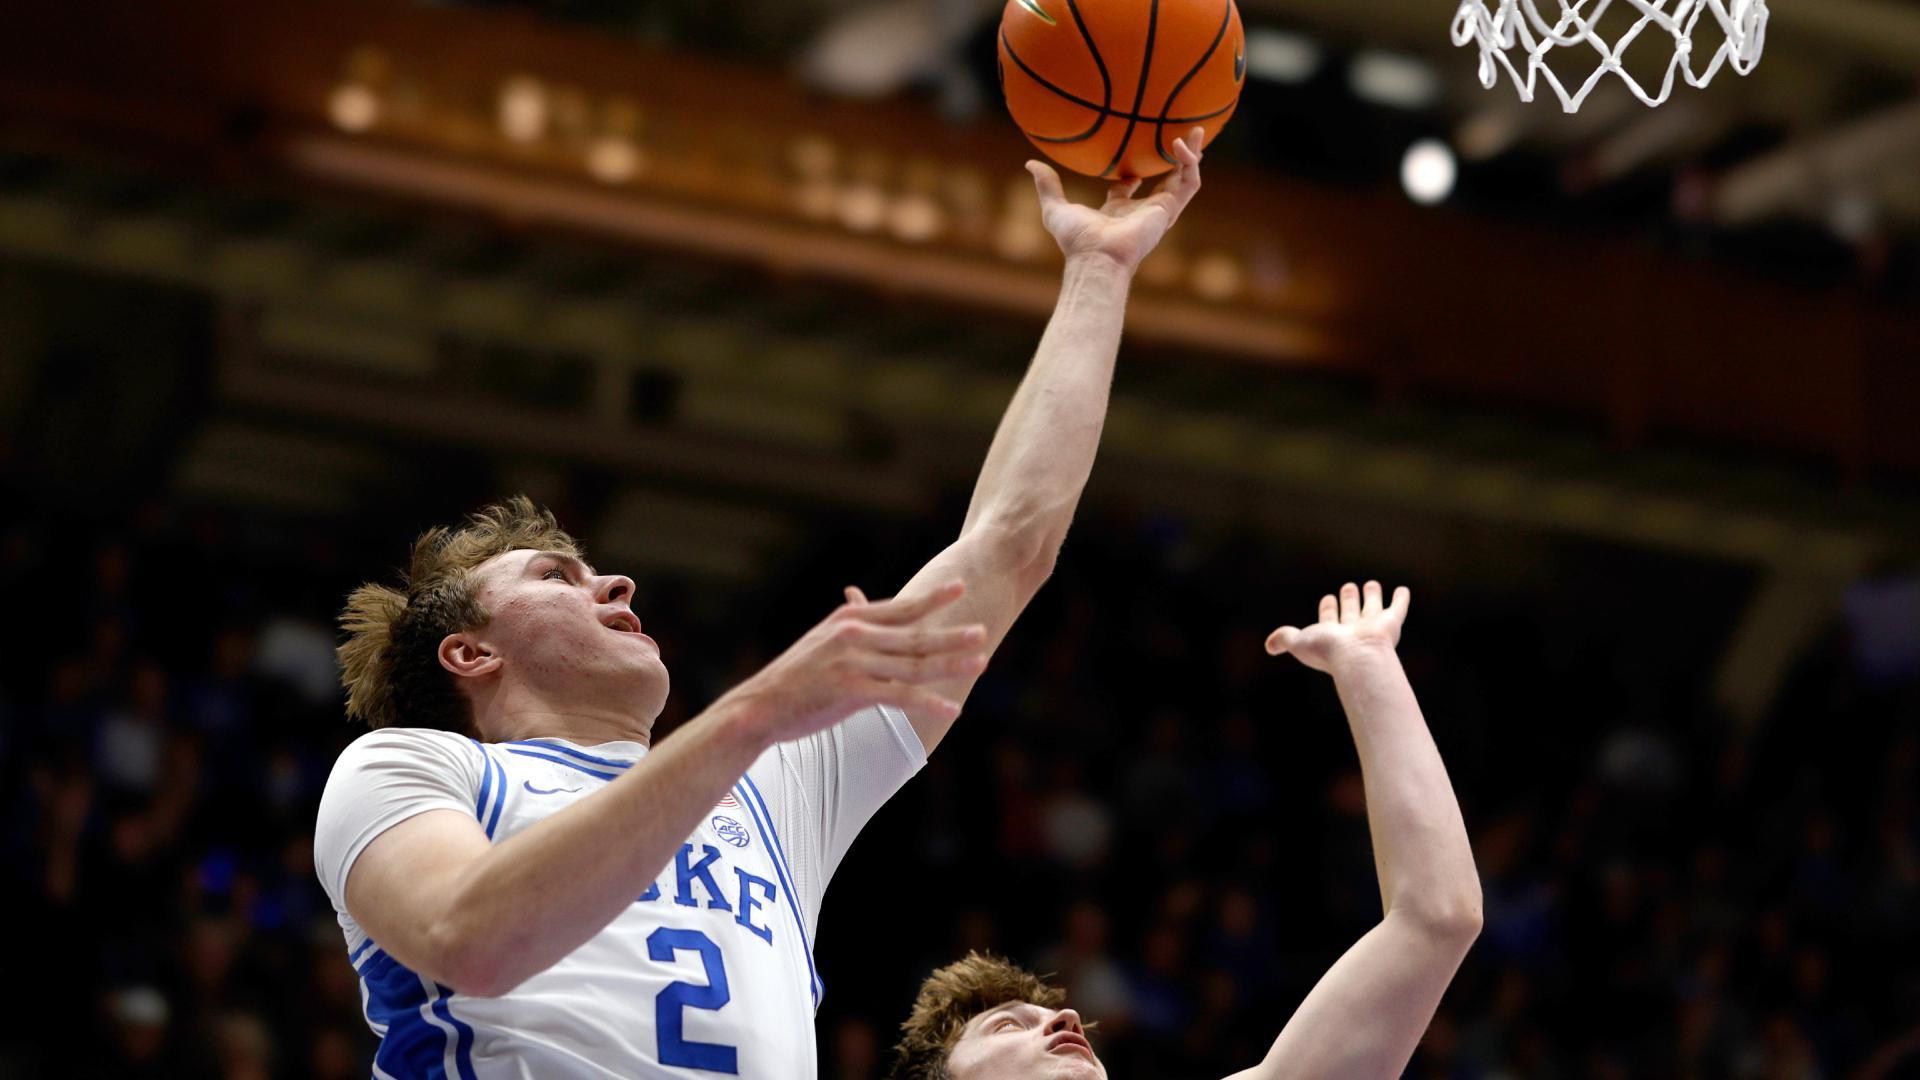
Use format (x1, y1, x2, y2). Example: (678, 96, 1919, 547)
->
(993, 1018, 1021, 1033)
(543, 568, 569, 582)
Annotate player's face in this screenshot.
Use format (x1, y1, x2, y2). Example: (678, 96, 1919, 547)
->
(463, 548, 669, 719)
(946, 1001, 1105, 1080)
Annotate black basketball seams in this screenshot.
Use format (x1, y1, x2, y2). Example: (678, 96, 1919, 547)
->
(1012, 2, 1115, 144)
(1061, 0, 1114, 142)
(1001, 29, 1104, 131)
(1067, 0, 1114, 109)
(1151, 0, 1235, 166)
(1003, 33, 1234, 127)
(1003, 0, 1240, 172)
(1098, 0, 1159, 178)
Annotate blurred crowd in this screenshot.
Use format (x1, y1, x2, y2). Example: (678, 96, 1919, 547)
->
(2, 499, 1915, 1079)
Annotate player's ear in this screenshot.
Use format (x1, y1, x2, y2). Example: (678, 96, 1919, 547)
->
(439, 632, 501, 680)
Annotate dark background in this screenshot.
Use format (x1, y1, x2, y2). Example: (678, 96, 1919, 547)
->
(2, 1, 1918, 1077)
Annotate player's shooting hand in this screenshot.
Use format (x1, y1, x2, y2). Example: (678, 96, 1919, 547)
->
(1027, 125, 1205, 272)
(1264, 580, 1410, 674)
(724, 581, 987, 744)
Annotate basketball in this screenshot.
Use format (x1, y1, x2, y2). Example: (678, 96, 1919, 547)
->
(998, 0, 1246, 180)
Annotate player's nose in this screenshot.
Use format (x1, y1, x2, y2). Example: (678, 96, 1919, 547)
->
(1042, 1008, 1084, 1035)
(595, 573, 635, 607)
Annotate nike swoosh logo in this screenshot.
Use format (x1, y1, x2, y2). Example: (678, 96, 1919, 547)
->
(524, 781, 584, 796)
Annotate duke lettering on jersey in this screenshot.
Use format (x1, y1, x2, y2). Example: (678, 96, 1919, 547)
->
(639, 843, 780, 946)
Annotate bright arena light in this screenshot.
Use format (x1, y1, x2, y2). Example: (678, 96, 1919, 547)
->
(585, 137, 645, 184)
(836, 184, 888, 232)
(328, 84, 380, 133)
(1189, 251, 1245, 301)
(1350, 50, 1442, 110)
(498, 76, 549, 144)
(1244, 28, 1322, 84)
(887, 194, 946, 243)
(1400, 139, 1458, 206)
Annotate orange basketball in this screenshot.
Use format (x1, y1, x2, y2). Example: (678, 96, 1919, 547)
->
(998, 0, 1246, 180)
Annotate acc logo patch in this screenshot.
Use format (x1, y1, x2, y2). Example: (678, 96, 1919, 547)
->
(712, 816, 751, 848)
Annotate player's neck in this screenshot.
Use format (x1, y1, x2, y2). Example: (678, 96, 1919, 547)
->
(475, 686, 657, 748)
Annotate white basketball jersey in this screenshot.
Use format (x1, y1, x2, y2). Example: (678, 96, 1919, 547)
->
(313, 707, 926, 1079)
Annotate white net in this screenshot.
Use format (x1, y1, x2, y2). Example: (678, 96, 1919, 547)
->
(1451, 0, 1769, 112)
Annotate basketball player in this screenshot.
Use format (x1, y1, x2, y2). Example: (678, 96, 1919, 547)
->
(888, 581, 1482, 1079)
(312, 131, 1210, 1078)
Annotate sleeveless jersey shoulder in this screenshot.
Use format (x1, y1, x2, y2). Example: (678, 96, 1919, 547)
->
(313, 727, 487, 913)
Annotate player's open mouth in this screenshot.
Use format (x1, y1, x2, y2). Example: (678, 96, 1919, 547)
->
(601, 611, 643, 635)
(1046, 1033, 1094, 1059)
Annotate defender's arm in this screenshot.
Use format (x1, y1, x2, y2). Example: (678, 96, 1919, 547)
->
(1228, 583, 1481, 1080)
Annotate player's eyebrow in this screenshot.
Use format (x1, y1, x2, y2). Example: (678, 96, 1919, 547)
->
(974, 1003, 1033, 1031)
(528, 551, 596, 579)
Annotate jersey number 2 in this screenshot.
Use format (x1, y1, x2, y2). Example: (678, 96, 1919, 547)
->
(647, 927, 738, 1074)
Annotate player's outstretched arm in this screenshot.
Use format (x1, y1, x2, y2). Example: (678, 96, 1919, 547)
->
(1224, 582, 1481, 1080)
(879, 130, 1206, 754)
(343, 584, 985, 997)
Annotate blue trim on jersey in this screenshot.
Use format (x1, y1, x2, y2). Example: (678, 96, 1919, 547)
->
(507, 739, 634, 769)
(353, 947, 392, 1039)
(504, 747, 622, 781)
(483, 753, 508, 839)
(468, 740, 509, 838)
(430, 984, 480, 1080)
(359, 949, 449, 1078)
(471, 740, 494, 818)
(736, 777, 824, 1009)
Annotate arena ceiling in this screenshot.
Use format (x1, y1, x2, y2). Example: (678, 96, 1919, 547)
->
(454, 0, 1920, 245)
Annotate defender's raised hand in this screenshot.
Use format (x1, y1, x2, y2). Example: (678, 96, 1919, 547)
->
(1027, 126, 1205, 272)
(1265, 580, 1411, 673)
(724, 581, 988, 743)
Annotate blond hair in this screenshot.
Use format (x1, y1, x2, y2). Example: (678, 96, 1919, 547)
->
(337, 496, 583, 733)
(888, 952, 1066, 1080)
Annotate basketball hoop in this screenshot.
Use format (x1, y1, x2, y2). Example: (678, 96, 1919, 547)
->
(1451, 0, 1768, 112)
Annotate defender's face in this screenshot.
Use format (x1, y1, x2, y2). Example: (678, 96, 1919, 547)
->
(464, 548, 668, 717)
(946, 1001, 1105, 1080)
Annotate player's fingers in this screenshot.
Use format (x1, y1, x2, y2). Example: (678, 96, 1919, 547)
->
(860, 650, 988, 683)
(1170, 129, 1204, 182)
(1318, 594, 1338, 624)
(1147, 172, 1184, 211)
(1027, 160, 1066, 207)
(1362, 580, 1383, 616)
(1339, 582, 1361, 624)
(1152, 156, 1191, 200)
(1104, 178, 1143, 205)
(843, 585, 869, 606)
(1153, 157, 1201, 222)
(1389, 585, 1412, 620)
(860, 623, 988, 656)
(858, 579, 967, 624)
(1264, 626, 1300, 655)
(862, 680, 962, 722)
